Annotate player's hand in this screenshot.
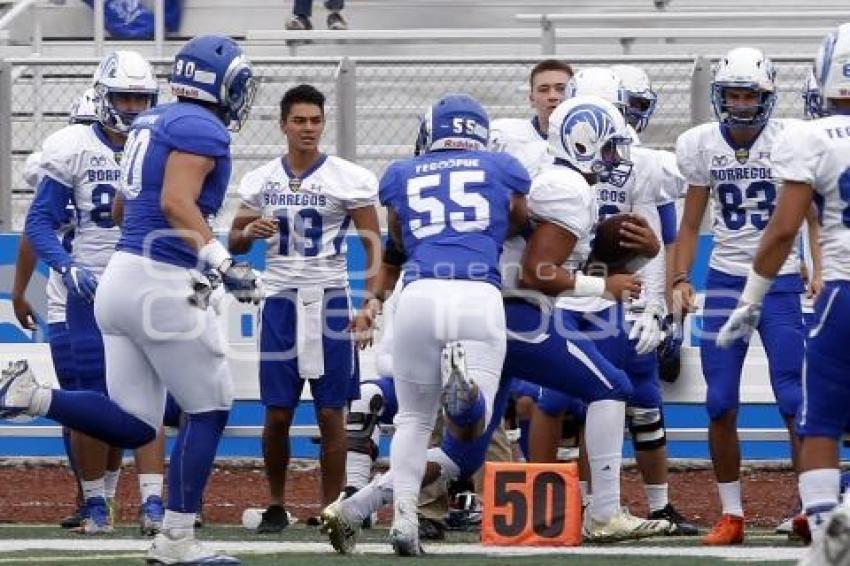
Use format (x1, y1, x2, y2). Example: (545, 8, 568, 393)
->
(11, 294, 37, 330)
(807, 275, 824, 300)
(243, 218, 278, 240)
(670, 281, 697, 319)
(619, 214, 660, 258)
(61, 264, 98, 303)
(221, 261, 263, 305)
(349, 297, 381, 350)
(629, 308, 666, 355)
(716, 302, 761, 348)
(604, 273, 642, 302)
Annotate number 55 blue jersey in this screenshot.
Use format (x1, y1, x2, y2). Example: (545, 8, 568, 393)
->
(379, 149, 530, 287)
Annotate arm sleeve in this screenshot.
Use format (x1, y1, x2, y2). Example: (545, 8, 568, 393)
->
(238, 169, 262, 211)
(675, 127, 710, 187)
(162, 114, 230, 157)
(496, 153, 532, 195)
(633, 200, 666, 312)
(383, 232, 407, 267)
(657, 202, 677, 245)
(772, 124, 820, 185)
(24, 176, 74, 272)
(528, 173, 594, 241)
(378, 163, 401, 207)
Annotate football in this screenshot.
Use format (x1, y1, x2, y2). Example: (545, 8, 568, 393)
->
(587, 214, 641, 274)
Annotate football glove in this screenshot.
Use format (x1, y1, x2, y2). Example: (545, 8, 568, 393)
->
(221, 260, 262, 305)
(629, 308, 665, 355)
(61, 264, 98, 303)
(717, 302, 761, 348)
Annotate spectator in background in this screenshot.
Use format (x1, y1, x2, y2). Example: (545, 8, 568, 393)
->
(83, 0, 182, 40)
(286, 1, 347, 31)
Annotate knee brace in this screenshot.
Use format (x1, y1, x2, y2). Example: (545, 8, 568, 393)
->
(345, 384, 384, 458)
(627, 405, 666, 451)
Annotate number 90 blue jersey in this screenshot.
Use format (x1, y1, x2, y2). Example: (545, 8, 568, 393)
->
(379, 149, 530, 287)
(117, 102, 232, 268)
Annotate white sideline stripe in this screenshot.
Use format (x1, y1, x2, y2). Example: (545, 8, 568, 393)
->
(0, 540, 805, 560)
(0, 554, 142, 563)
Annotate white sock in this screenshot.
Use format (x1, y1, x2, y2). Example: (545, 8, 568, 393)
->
(579, 480, 592, 508)
(345, 452, 373, 490)
(584, 400, 625, 523)
(343, 473, 393, 523)
(645, 483, 669, 513)
(81, 477, 106, 502)
(718, 480, 743, 518)
(104, 469, 121, 499)
(138, 473, 164, 502)
(162, 509, 195, 540)
(799, 468, 840, 537)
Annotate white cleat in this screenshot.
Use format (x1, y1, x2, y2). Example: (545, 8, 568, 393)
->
(389, 501, 423, 556)
(320, 494, 360, 554)
(440, 341, 477, 419)
(0, 361, 39, 418)
(799, 506, 850, 566)
(583, 508, 671, 543)
(145, 533, 240, 565)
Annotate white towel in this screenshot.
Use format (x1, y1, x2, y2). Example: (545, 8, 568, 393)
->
(297, 287, 325, 380)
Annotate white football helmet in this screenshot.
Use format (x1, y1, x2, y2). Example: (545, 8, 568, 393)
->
(711, 47, 776, 127)
(548, 95, 633, 187)
(815, 23, 850, 106)
(566, 67, 628, 111)
(92, 50, 159, 133)
(610, 64, 657, 133)
(69, 87, 98, 125)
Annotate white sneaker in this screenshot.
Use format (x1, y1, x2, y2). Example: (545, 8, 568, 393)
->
(389, 501, 422, 556)
(145, 533, 240, 564)
(440, 342, 477, 419)
(320, 494, 360, 554)
(799, 507, 850, 566)
(0, 361, 39, 418)
(583, 508, 671, 543)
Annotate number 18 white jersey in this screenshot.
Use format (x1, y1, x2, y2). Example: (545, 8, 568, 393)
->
(238, 155, 378, 292)
(773, 115, 850, 282)
(676, 119, 800, 277)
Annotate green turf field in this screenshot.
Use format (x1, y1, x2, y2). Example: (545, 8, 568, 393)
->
(0, 525, 805, 565)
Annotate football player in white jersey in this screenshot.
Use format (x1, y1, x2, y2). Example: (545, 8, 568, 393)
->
(11, 90, 94, 529)
(228, 84, 382, 532)
(529, 67, 696, 535)
(716, 24, 850, 564)
(673, 47, 805, 545)
(23, 52, 164, 535)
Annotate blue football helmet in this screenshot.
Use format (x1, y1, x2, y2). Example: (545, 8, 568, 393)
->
(170, 34, 257, 132)
(711, 47, 777, 128)
(414, 94, 489, 156)
(802, 70, 828, 119)
(548, 96, 633, 188)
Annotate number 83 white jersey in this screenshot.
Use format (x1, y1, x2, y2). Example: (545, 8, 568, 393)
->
(676, 119, 801, 277)
(238, 155, 378, 292)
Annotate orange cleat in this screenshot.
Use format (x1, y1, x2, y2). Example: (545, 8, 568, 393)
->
(701, 514, 744, 545)
(791, 512, 812, 545)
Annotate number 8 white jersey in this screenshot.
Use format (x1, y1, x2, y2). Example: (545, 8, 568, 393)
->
(676, 119, 800, 276)
(238, 155, 378, 292)
(38, 124, 122, 276)
(773, 115, 850, 282)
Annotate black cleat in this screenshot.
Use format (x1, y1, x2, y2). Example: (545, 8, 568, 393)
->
(256, 504, 290, 534)
(649, 503, 699, 536)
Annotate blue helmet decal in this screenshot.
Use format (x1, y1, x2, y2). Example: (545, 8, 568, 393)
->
(559, 103, 618, 166)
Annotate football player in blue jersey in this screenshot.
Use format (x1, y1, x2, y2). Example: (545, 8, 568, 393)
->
(371, 93, 530, 555)
(0, 34, 257, 564)
(228, 83, 382, 532)
(718, 24, 850, 564)
(24, 51, 165, 535)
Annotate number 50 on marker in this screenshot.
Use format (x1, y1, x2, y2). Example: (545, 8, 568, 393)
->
(481, 462, 582, 546)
